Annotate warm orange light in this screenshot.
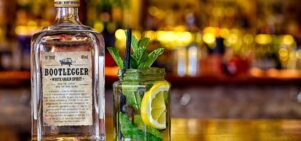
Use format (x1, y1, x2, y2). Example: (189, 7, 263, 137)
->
(203, 27, 216, 34)
(266, 69, 280, 78)
(94, 22, 104, 32)
(249, 68, 264, 77)
(226, 33, 239, 45)
(220, 28, 230, 38)
(115, 29, 126, 40)
(250, 68, 301, 79)
(279, 70, 300, 78)
(144, 30, 156, 41)
(279, 48, 289, 61)
(282, 35, 295, 45)
(105, 66, 119, 77)
(203, 33, 215, 45)
(255, 34, 272, 45)
(15, 20, 41, 35)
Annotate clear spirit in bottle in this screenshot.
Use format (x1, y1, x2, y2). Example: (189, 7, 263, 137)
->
(31, 0, 105, 140)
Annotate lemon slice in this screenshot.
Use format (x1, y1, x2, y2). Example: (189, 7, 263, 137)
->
(141, 81, 170, 129)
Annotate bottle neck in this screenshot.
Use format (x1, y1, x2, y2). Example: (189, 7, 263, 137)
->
(55, 7, 81, 24)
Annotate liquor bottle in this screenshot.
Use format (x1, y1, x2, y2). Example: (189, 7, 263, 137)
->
(31, 0, 105, 140)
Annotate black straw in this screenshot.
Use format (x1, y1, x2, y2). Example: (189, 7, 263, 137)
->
(124, 29, 132, 69)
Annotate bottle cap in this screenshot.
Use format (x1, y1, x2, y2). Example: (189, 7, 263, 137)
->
(54, 0, 80, 8)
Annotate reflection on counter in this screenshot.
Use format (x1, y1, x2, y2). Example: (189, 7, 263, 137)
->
(105, 118, 301, 141)
(0, 88, 30, 141)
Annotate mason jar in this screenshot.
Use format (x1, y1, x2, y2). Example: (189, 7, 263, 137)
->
(113, 68, 171, 141)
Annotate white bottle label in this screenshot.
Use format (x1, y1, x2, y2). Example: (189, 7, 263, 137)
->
(42, 51, 93, 126)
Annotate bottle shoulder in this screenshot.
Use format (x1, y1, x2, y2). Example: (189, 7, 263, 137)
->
(31, 24, 105, 55)
(33, 23, 100, 37)
(43, 23, 93, 31)
(32, 24, 103, 43)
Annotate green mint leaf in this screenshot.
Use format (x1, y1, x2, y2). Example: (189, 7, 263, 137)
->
(132, 47, 148, 65)
(119, 112, 140, 137)
(109, 35, 165, 69)
(121, 81, 141, 110)
(134, 115, 163, 139)
(130, 56, 138, 69)
(131, 35, 139, 52)
(119, 112, 162, 141)
(138, 48, 165, 69)
(107, 47, 124, 69)
(138, 38, 150, 48)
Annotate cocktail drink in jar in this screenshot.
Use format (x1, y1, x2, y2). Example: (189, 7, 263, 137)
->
(108, 35, 171, 141)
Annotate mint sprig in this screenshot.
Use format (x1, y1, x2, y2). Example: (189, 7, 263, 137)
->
(139, 48, 164, 69)
(107, 47, 124, 69)
(119, 112, 162, 141)
(108, 35, 164, 69)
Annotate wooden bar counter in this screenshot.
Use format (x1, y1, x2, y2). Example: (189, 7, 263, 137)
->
(106, 118, 301, 141)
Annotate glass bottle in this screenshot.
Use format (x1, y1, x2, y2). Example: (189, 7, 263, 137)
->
(113, 68, 171, 141)
(31, 0, 105, 140)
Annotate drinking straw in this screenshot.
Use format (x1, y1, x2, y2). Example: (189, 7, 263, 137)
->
(124, 28, 132, 69)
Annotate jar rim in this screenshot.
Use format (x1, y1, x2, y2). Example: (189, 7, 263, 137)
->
(118, 67, 164, 74)
(117, 67, 165, 81)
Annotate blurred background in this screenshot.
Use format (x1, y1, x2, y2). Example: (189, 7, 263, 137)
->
(0, 0, 301, 140)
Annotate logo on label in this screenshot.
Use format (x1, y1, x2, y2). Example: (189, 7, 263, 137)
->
(60, 58, 73, 67)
